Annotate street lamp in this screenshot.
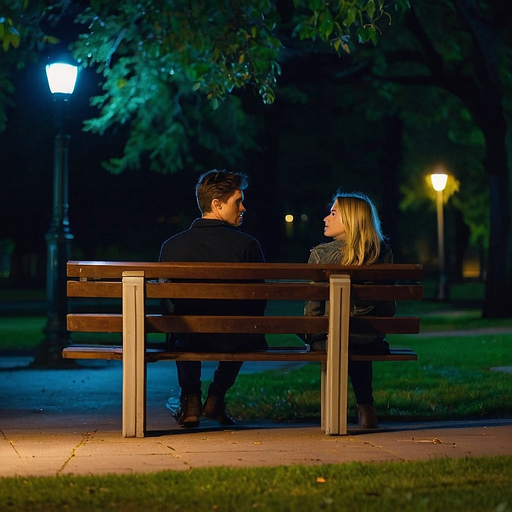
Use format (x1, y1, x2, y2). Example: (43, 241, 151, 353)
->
(32, 60, 78, 367)
(430, 172, 448, 302)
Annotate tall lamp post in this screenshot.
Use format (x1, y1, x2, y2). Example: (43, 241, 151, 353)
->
(430, 172, 448, 302)
(32, 60, 78, 367)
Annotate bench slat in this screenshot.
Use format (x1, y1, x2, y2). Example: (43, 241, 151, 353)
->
(146, 282, 330, 300)
(145, 314, 330, 334)
(350, 316, 420, 334)
(351, 284, 423, 301)
(68, 313, 122, 332)
(68, 281, 330, 300)
(67, 313, 419, 335)
(67, 314, 329, 334)
(68, 281, 122, 298)
(68, 281, 423, 302)
(63, 346, 123, 360)
(62, 345, 417, 363)
(68, 281, 331, 300)
(68, 261, 423, 282)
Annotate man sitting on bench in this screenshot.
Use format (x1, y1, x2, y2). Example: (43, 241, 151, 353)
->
(159, 169, 267, 428)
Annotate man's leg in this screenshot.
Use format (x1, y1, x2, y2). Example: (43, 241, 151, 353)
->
(203, 361, 243, 425)
(174, 361, 202, 428)
(209, 361, 244, 397)
(176, 361, 202, 396)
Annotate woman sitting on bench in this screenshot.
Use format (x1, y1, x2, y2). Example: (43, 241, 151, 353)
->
(304, 191, 396, 429)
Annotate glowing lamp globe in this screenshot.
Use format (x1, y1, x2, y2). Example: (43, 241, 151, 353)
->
(45, 62, 78, 95)
(430, 173, 448, 192)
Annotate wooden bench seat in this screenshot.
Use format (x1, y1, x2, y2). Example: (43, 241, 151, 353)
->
(63, 345, 418, 362)
(64, 261, 423, 437)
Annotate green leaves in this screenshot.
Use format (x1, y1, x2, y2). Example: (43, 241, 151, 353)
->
(0, 0, 61, 131)
(357, 25, 379, 45)
(293, 0, 395, 55)
(0, 19, 21, 51)
(0, 0, 58, 53)
(1, 1, 404, 172)
(69, 0, 286, 171)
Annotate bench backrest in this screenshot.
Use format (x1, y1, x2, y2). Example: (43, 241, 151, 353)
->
(67, 261, 423, 337)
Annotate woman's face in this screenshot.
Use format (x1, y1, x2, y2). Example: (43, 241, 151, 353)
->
(323, 202, 346, 240)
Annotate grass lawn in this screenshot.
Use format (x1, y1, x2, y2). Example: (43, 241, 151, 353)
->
(0, 457, 511, 511)
(226, 331, 512, 422)
(0, 316, 47, 351)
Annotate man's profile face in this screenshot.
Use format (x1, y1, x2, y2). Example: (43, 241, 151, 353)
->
(217, 189, 246, 226)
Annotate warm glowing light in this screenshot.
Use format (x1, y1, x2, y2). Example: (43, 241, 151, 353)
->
(285, 214, 294, 223)
(430, 173, 448, 192)
(46, 63, 78, 95)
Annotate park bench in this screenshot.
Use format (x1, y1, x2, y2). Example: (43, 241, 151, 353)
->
(63, 261, 423, 438)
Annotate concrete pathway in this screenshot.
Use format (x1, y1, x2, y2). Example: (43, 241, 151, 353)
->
(1, 356, 511, 477)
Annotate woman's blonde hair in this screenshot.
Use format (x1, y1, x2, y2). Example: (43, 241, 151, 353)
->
(333, 192, 385, 265)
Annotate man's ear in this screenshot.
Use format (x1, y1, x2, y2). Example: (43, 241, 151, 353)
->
(212, 199, 222, 210)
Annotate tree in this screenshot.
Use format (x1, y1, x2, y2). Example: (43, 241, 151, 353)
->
(0, 0, 52, 130)
(0, 0, 405, 175)
(63, 0, 388, 174)
(354, 0, 512, 316)
(3, 0, 512, 317)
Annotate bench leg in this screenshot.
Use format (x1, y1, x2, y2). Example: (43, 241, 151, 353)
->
(325, 275, 350, 435)
(122, 272, 147, 438)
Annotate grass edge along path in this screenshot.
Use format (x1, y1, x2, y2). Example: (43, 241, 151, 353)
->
(1, 456, 511, 512)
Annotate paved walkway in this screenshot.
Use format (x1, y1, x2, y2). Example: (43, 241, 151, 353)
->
(1, 355, 512, 477)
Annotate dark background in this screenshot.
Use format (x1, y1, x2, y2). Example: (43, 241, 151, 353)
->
(0, 55, 446, 287)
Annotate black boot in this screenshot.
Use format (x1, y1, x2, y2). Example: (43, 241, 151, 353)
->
(175, 394, 202, 428)
(203, 395, 236, 425)
(357, 404, 378, 428)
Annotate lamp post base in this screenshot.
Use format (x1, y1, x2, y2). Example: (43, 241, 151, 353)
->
(30, 332, 78, 369)
(31, 312, 77, 368)
(32, 220, 74, 368)
(436, 273, 449, 302)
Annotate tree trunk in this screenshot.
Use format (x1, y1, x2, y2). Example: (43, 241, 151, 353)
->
(476, 96, 512, 317)
(450, 0, 512, 317)
(483, 171, 512, 317)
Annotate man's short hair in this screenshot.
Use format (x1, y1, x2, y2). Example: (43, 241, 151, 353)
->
(195, 169, 249, 214)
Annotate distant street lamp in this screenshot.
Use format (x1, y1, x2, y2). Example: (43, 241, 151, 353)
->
(431, 172, 448, 302)
(32, 60, 78, 367)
